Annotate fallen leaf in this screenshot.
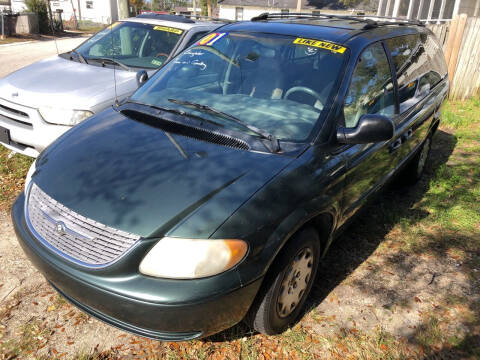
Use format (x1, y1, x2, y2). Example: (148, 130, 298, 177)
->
(47, 305, 56, 312)
(414, 297, 422, 303)
(67, 341, 74, 345)
(380, 344, 388, 351)
(33, 301, 39, 306)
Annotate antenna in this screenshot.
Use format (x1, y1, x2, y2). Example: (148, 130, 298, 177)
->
(47, 0, 59, 54)
(110, 21, 119, 107)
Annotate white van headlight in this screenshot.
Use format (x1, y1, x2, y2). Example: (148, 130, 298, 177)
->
(139, 237, 248, 279)
(39, 107, 93, 126)
(24, 160, 36, 194)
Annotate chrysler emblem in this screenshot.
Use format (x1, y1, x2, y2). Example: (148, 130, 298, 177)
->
(55, 221, 67, 236)
(40, 209, 94, 241)
(11, 92, 18, 97)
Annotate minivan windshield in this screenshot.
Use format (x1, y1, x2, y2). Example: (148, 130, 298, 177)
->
(131, 32, 346, 141)
(75, 21, 183, 69)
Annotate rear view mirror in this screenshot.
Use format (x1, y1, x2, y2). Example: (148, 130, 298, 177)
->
(136, 70, 149, 87)
(337, 114, 394, 144)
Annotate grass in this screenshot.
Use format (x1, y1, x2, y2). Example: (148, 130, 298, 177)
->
(1, 96, 479, 359)
(0, 146, 33, 210)
(0, 34, 39, 45)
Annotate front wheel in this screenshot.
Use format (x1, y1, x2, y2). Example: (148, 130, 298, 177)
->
(401, 135, 432, 185)
(246, 227, 320, 335)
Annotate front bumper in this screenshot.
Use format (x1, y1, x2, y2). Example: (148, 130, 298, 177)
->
(12, 194, 262, 340)
(0, 98, 71, 157)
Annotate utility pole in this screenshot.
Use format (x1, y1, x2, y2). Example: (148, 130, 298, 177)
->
(193, 0, 197, 16)
(296, 0, 301, 12)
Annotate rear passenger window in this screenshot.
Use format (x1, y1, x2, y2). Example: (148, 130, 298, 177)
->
(386, 34, 446, 114)
(344, 43, 395, 128)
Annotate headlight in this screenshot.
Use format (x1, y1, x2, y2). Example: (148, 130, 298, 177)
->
(24, 160, 36, 194)
(139, 237, 248, 279)
(39, 107, 93, 126)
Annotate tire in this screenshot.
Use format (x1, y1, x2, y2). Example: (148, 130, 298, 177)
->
(401, 135, 433, 185)
(246, 227, 321, 335)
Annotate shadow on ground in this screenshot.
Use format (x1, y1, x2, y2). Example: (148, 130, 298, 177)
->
(209, 129, 470, 351)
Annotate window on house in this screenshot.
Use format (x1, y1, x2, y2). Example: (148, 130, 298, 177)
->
(312, 10, 320, 15)
(235, 7, 243, 20)
(281, 9, 289, 16)
(86, 1, 93, 9)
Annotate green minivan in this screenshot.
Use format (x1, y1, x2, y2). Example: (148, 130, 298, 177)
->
(12, 14, 448, 340)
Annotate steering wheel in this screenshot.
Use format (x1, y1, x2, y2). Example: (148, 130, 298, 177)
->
(156, 52, 169, 59)
(284, 86, 323, 108)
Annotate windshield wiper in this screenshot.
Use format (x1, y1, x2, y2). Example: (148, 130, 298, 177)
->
(122, 100, 225, 128)
(88, 57, 131, 71)
(71, 50, 88, 64)
(168, 98, 280, 152)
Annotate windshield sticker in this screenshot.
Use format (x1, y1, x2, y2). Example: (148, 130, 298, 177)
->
(293, 38, 347, 54)
(153, 26, 184, 35)
(197, 32, 227, 46)
(151, 59, 164, 66)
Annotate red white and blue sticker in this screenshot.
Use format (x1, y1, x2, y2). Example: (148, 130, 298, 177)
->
(197, 32, 227, 46)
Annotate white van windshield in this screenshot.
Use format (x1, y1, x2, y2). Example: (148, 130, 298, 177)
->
(75, 21, 183, 69)
(131, 32, 346, 141)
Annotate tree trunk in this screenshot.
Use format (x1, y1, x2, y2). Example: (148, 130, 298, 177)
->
(207, 0, 212, 17)
(70, 0, 78, 29)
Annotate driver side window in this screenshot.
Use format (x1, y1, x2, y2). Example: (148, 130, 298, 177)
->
(344, 43, 394, 128)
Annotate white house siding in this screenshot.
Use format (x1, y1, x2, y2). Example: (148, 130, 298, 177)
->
(50, 0, 116, 24)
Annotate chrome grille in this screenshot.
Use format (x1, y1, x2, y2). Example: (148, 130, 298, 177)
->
(27, 183, 140, 266)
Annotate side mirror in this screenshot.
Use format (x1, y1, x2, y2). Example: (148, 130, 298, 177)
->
(337, 114, 394, 144)
(136, 70, 149, 87)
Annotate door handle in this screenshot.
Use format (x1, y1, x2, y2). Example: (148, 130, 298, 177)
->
(402, 129, 413, 141)
(389, 138, 402, 153)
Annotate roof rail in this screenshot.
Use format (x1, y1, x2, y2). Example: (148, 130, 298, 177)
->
(251, 12, 424, 29)
(135, 13, 195, 23)
(182, 14, 233, 23)
(350, 14, 424, 26)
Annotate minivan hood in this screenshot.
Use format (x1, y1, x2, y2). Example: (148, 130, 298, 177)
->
(32, 108, 293, 238)
(0, 56, 137, 110)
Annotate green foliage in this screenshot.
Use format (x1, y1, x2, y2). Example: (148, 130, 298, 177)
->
(25, 0, 49, 34)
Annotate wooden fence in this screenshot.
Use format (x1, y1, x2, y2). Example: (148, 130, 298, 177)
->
(428, 15, 480, 100)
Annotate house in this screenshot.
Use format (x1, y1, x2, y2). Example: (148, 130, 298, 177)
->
(377, 0, 480, 22)
(1, 0, 129, 24)
(218, 0, 323, 21)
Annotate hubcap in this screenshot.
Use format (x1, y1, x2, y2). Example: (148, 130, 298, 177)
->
(277, 247, 314, 318)
(417, 138, 431, 177)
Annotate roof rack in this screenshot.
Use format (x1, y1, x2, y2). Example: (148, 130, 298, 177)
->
(251, 12, 424, 29)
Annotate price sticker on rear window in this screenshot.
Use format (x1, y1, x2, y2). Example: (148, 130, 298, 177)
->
(197, 32, 227, 46)
(293, 38, 347, 54)
(153, 26, 184, 35)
